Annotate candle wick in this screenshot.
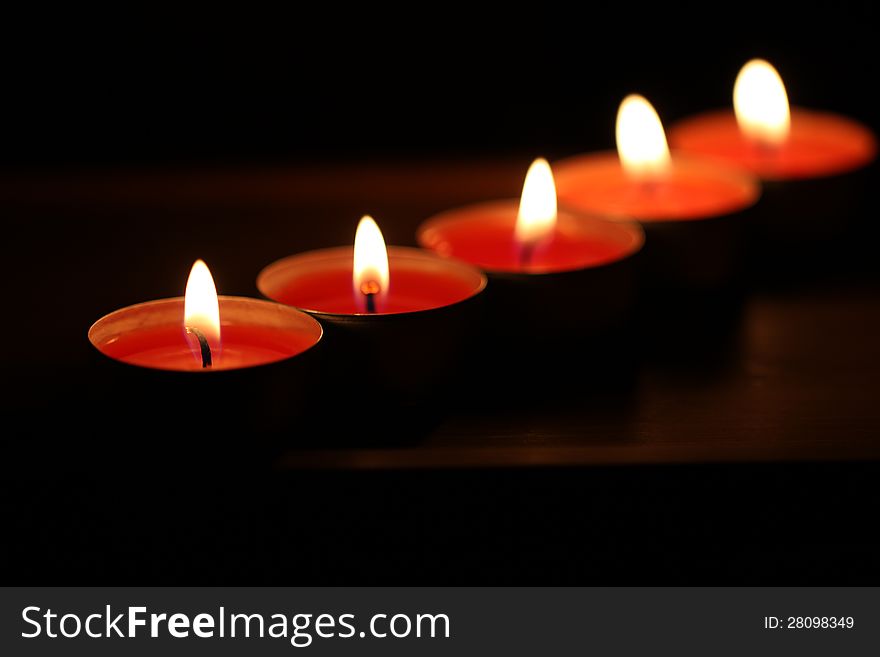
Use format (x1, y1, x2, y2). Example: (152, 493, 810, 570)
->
(519, 242, 535, 268)
(755, 139, 781, 160)
(640, 179, 659, 196)
(360, 280, 380, 314)
(185, 327, 213, 368)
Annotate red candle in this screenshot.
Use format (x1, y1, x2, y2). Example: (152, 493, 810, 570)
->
(668, 59, 876, 269)
(555, 96, 760, 222)
(553, 152, 759, 221)
(258, 225, 486, 315)
(89, 260, 322, 371)
(418, 201, 643, 272)
(417, 160, 644, 386)
(554, 95, 760, 289)
(417, 159, 644, 274)
(667, 59, 877, 181)
(257, 216, 487, 406)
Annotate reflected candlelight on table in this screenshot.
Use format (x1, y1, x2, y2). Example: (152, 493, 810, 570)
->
(352, 216, 390, 314)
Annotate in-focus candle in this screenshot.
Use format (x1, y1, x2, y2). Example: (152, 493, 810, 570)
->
(258, 216, 487, 408)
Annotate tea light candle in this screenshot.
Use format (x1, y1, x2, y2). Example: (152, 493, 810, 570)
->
(90, 260, 322, 371)
(257, 216, 487, 407)
(88, 260, 324, 451)
(667, 59, 877, 258)
(416, 159, 644, 385)
(668, 59, 876, 182)
(418, 159, 644, 275)
(554, 95, 761, 289)
(260, 218, 485, 316)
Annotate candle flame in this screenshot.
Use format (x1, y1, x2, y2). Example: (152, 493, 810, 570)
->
(616, 94, 672, 182)
(353, 215, 390, 312)
(184, 259, 221, 352)
(515, 158, 558, 246)
(734, 59, 790, 148)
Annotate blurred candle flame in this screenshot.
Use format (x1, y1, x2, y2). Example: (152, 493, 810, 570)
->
(616, 94, 672, 182)
(734, 59, 791, 148)
(515, 158, 558, 247)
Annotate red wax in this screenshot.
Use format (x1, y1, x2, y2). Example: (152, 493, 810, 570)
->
(668, 109, 877, 180)
(554, 153, 760, 222)
(257, 246, 486, 315)
(89, 296, 322, 371)
(417, 201, 643, 274)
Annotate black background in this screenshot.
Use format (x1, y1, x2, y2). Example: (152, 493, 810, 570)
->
(1, 2, 877, 166)
(2, 3, 879, 584)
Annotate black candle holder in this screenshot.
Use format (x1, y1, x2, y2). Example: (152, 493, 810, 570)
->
(745, 164, 878, 283)
(258, 248, 488, 420)
(87, 296, 324, 467)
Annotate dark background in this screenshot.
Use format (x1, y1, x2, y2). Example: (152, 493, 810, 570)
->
(1, 2, 877, 167)
(1, 3, 879, 584)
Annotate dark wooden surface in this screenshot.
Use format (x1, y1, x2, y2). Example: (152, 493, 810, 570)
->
(2, 161, 879, 583)
(282, 284, 880, 469)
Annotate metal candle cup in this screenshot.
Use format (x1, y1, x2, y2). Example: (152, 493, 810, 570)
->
(555, 96, 761, 291)
(554, 152, 760, 290)
(88, 295, 323, 464)
(418, 200, 643, 336)
(417, 196, 644, 393)
(669, 111, 876, 272)
(257, 245, 487, 409)
(667, 59, 878, 278)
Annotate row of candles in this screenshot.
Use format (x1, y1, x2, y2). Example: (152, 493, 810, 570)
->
(90, 59, 876, 378)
